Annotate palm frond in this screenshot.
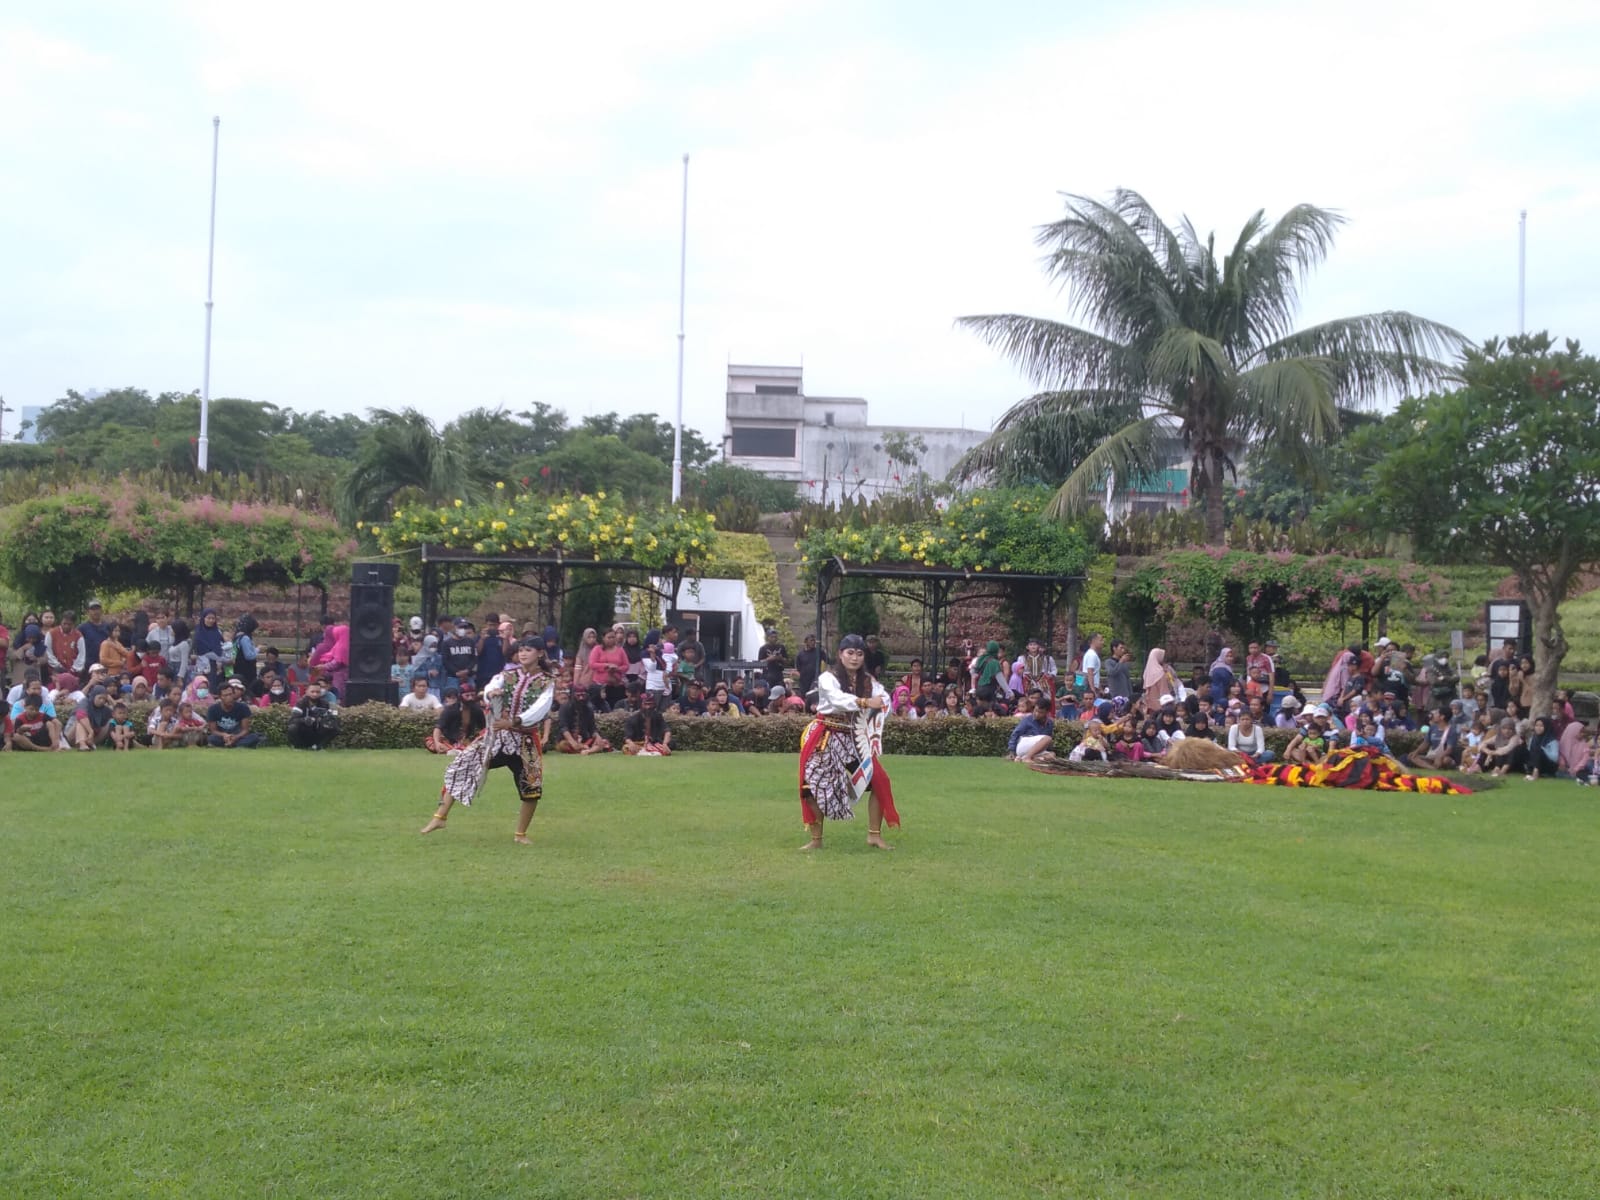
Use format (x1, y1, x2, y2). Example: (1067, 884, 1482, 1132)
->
(1147, 327, 1233, 391)
(1253, 312, 1467, 406)
(1031, 193, 1181, 344)
(1236, 356, 1340, 450)
(1040, 413, 1171, 522)
(1231, 205, 1347, 350)
(953, 315, 1138, 391)
(950, 389, 1149, 484)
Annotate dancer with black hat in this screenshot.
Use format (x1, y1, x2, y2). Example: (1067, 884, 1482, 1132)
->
(797, 633, 900, 851)
(421, 636, 555, 844)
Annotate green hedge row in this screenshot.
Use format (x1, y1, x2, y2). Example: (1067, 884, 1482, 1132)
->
(118, 702, 1426, 758)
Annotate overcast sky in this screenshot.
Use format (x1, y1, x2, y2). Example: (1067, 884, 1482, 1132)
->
(3, 0, 1597, 445)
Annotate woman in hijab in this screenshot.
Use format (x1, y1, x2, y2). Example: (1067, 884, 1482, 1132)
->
(193, 608, 224, 663)
(168, 618, 192, 683)
(622, 628, 645, 683)
(970, 640, 1006, 703)
(1322, 646, 1357, 710)
(1558, 717, 1591, 777)
(571, 627, 599, 691)
(1524, 716, 1559, 781)
(1142, 647, 1178, 702)
(1488, 660, 1513, 712)
(541, 624, 563, 669)
(233, 614, 260, 686)
(1208, 647, 1236, 707)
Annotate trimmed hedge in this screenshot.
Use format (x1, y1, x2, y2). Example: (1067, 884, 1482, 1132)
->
(119, 701, 1427, 759)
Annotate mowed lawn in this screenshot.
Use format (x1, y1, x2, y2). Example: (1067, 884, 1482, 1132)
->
(4, 751, 1598, 1199)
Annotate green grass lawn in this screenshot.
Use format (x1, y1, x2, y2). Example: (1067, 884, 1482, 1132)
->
(5, 751, 1599, 1198)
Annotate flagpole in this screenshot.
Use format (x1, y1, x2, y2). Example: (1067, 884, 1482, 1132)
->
(199, 116, 220, 472)
(671, 153, 689, 504)
(1517, 209, 1527, 335)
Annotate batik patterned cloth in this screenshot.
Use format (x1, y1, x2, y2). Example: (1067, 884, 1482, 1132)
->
(798, 671, 899, 826)
(1248, 747, 1470, 794)
(440, 667, 549, 806)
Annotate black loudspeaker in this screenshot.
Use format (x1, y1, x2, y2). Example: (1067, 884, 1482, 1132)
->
(345, 562, 400, 705)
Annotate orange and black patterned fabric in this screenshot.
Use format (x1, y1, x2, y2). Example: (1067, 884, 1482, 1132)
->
(1248, 747, 1470, 794)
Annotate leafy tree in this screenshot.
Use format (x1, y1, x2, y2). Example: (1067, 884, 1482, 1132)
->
(338, 408, 494, 525)
(960, 189, 1463, 542)
(837, 580, 880, 639)
(1332, 334, 1600, 718)
(689, 462, 797, 513)
(559, 568, 620, 653)
(530, 432, 670, 499)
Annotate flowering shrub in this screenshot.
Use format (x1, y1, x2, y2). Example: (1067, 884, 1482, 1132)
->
(0, 484, 355, 607)
(372, 488, 718, 572)
(795, 488, 1093, 594)
(1113, 550, 1440, 643)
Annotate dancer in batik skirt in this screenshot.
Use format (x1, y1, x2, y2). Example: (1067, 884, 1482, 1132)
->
(797, 633, 900, 851)
(420, 637, 555, 844)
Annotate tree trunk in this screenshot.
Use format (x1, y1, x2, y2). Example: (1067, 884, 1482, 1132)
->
(1526, 578, 1568, 723)
(1197, 447, 1227, 545)
(1064, 587, 1081, 674)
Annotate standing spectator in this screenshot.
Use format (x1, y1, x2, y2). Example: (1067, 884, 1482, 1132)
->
(308, 619, 351, 701)
(571, 628, 600, 692)
(1019, 639, 1057, 697)
(1208, 647, 1237, 707)
(193, 609, 226, 675)
(970, 640, 1007, 703)
(474, 614, 506, 690)
(232, 615, 260, 687)
(1081, 632, 1105, 696)
(99, 623, 130, 674)
(758, 627, 788, 690)
(863, 635, 887, 680)
(167, 619, 193, 684)
(589, 627, 631, 708)
(1105, 641, 1133, 702)
(794, 634, 827, 701)
(48, 610, 87, 679)
(206, 682, 262, 748)
(146, 610, 173, 659)
(441, 619, 478, 688)
(78, 600, 110, 668)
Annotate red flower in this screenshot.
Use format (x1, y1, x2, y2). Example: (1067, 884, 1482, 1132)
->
(539, 465, 551, 478)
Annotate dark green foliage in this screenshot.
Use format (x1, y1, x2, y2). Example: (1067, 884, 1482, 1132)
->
(837, 580, 880, 638)
(560, 568, 620, 650)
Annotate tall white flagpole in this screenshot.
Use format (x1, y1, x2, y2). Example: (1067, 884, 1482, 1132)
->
(671, 153, 689, 504)
(199, 116, 220, 472)
(1517, 209, 1527, 335)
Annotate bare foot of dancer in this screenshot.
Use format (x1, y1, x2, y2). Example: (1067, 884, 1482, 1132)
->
(799, 822, 823, 851)
(420, 816, 448, 834)
(866, 829, 894, 851)
(513, 831, 532, 845)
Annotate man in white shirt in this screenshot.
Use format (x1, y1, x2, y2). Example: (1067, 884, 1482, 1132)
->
(1081, 633, 1104, 697)
(399, 675, 443, 713)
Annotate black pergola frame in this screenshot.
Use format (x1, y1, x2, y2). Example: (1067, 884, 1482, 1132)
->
(815, 556, 1087, 671)
(418, 545, 691, 629)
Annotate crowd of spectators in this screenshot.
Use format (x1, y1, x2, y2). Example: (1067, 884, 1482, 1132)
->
(2, 603, 337, 752)
(6, 602, 1596, 781)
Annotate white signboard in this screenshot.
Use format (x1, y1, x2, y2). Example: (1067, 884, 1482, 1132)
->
(1450, 629, 1464, 653)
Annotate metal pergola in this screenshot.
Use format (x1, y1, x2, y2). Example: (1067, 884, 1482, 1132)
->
(418, 545, 691, 630)
(815, 556, 1087, 672)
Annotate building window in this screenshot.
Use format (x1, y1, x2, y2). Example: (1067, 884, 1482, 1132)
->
(754, 385, 799, 395)
(730, 426, 797, 458)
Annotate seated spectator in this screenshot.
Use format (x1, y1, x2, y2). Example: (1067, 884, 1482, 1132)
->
(176, 700, 208, 746)
(623, 691, 672, 755)
(1007, 700, 1056, 762)
(108, 701, 140, 750)
(1408, 707, 1461, 772)
(207, 682, 263, 748)
(288, 681, 340, 750)
(1069, 719, 1111, 762)
(399, 675, 443, 714)
(1185, 713, 1218, 743)
(1138, 719, 1166, 760)
(1227, 710, 1273, 762)
(1470, 717, 1522, 776)
(148, 697, 184, 749)
(1284, 716, 1329, 765)
(72, 685, 115, 750)
(428, 683, 486, 753)
(258, 671, 296, 707)
(558, 685, 613, 754)
(1524, 716, 1559, 781)
(8, 692, 61, 750)
(1273, 694, 1302, 728)
(1350, 715, 1387, 751)
(679, 680, 708, 717)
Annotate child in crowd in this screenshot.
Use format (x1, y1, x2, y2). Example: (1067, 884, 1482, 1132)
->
(108, 701, 139, 750)
(149, 698, 182, 748)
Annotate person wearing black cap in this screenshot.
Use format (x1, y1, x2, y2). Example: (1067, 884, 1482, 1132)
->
(422, 636, 554, 844)
(797, 633, 901, 851)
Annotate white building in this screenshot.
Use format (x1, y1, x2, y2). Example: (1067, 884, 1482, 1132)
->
(722, 364, 986, 505)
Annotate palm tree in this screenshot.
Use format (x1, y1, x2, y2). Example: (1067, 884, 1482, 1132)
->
(337, 408, 494, 525)
(959, 189, 1465, 543)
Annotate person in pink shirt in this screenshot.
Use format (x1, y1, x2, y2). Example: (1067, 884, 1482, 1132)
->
(588, 627, 630, 708)
(309, 621, 350, 701)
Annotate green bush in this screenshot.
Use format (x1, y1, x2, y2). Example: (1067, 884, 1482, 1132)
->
(837, 580, 880, 639)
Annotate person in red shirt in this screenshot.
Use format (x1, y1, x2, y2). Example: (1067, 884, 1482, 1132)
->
(588, 627, 631, 708)
(140, 635, 168, 688)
